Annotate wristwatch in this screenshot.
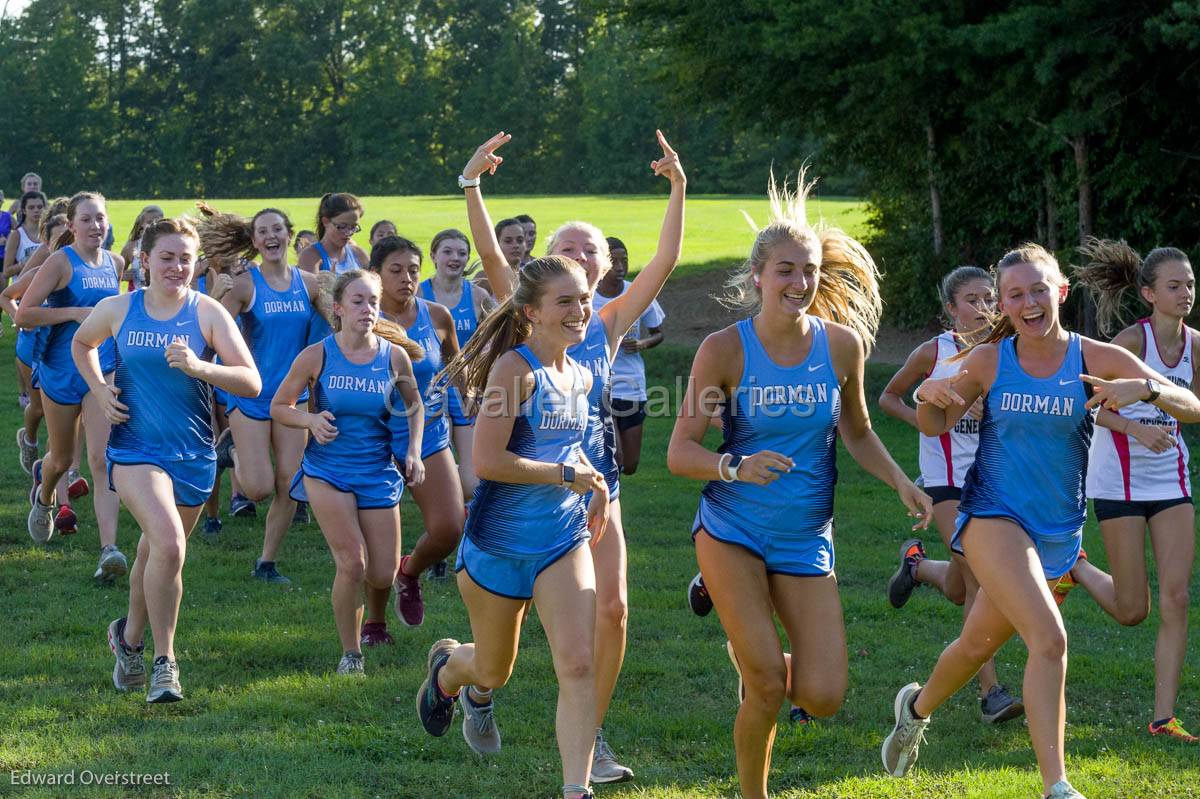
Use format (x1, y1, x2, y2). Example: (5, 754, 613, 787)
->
(561, 464, 576, 485)
(1145, 378, 1161, 403)
(458, 174, 480, 189)
(727, 455, 744, 481)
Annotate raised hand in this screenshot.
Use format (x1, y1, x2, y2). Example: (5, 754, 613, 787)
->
(464, 132, 512, 181)
(1081, 374, 1153, 411)
(650, 130, 685, 185)
(916, 371, 969, 409)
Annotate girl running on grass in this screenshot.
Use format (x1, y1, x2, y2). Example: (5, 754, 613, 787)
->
(883, 243, 1200, 799)
(1069, 238, 1199, 743)
(17, 192, 128, 581)
(462, 130, 685, 784)
(298, 193, 369, 275)
(420, 228, 497, 505)
(76, 217, 259, 702)
(359, 236, 463, 639)
(669, 174, 931, 799)
(415, 255, 609, 799)
(272, 268, 425, 675)
(119, 204, 164, 291)
(878, 265, 1024, 724)
(593, 236, 666, 476)
(201, 207, 324, 584)
(2, 190, 46, 282)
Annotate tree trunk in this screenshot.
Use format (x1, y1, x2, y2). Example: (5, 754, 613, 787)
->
(926, 124, 944, 258)
(1044, 166, 1059, 250)
(1072, 136, 1097, 336)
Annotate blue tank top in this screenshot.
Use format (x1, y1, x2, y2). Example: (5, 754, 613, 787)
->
(566, 315, 617, 482)
(387, 299, 444, 429)
(420, 278, 478, 344)
(699, 317, 841, 539)
(43, 246, 120, 371)
(109, 291, 213, 458)
(313, 241, 361, 274)
(465, 345, 589, 558)
(305, 336, 400, 475)
(240, 266, 311, 401)
(959, 334, 1094, 538)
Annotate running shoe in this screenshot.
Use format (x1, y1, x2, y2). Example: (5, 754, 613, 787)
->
(428, 559, 450, 581)
(394, 556, 425, 627)
(147, 656, 183, 703)
(590, 728, 632, 783)
(336, 651, 365, 677)
(19, 391, 29, 410)
(54, 504, 77, 536)
(202, 516, 222, 541)
(725, 640, 745, 703)
(1149, 717, 1198, 742)
(1053, 548, 1086, 606)
(252, 559, 291, 585)
(881, 682, 930, 777)
(16, 427, 37, 475)
(416, 638, 460, 736)
(1044, 780, 1088, 798)
(67, 468, 89, 500)
(29, 458, 44, 507)
(790, 706, 813, 725)
(461, 688, 502, 755)
(292, 501, 309, 526)
(688, 572, 713, 616)
(107, 617, 146, 691)
(27, 497, 54, 544)
(230, 493, 257, 518)
(215, 428, 235, 470)
(980, 684, 1024, 724)
(360, 621, 394, 647)
(887, 538, 926, 609)
(95, 545, 128, 582)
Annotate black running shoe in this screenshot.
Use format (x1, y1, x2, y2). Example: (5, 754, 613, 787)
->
(887, 538, 926, 609)
(688, 572, 713, 616)
(790, 706, 813, 725)
(416, 638, 460, 736)
(215, 428, 235, 470)
(230, 493, 257, 518)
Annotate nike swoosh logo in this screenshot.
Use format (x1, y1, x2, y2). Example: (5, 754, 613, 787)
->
(1059, 379, 1076, 385)
(808, 363, 824, 372)
(176, 320, 189, 327)
(371, 365, 384, 372)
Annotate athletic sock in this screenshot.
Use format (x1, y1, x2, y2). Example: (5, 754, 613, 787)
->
(1152, 716, 1173, 729)
(908, 690, 926, 719)
(467, 686, 493, 705)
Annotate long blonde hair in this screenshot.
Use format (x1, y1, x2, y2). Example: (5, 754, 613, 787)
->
(439, 256, 585, 400)
(1074, 237, 1191, 336)
(720, 172, 882, 353)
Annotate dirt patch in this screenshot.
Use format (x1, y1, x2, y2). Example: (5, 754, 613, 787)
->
(658, 267, 936, 365)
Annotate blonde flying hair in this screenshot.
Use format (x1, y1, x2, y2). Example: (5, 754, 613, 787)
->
(721, 172, 882, 353)
(440, 255, 585, 400)
(1074, 237, 1192, 336)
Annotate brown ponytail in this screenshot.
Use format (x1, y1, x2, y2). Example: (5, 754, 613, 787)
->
(1074, 237, 1191, 335)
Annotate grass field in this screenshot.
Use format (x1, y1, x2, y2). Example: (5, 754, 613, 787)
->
(98, 194, 869, 279)
(1, 327, 1199, 798)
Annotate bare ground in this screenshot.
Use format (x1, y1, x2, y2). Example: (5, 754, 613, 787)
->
(658, 266, 935, 365)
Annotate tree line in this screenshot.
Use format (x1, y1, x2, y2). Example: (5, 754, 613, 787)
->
(621, 0, 1200, 329)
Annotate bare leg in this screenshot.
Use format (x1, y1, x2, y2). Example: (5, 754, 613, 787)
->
(1072, 516, 1151, 625)
(592, 499, 628, 726)
(1147, 504, 1195, 721)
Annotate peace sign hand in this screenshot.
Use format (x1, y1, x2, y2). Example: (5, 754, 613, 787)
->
(464, 132, 512, 181)
(650, 130, 685, 185)
(1081, 374, 1153, 411)
(915, 371, 969, 409)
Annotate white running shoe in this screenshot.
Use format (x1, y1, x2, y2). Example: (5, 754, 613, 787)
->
(147, 656, 183, 703)
(27, 498, 53, 544)
(336, 652, 365, 676)
(94, 545, 128, 582)
(461, 688, 501, 755)
(590, 728, 632, 783)
(1045, 780, 1088, 799)
(107, 618, 146, 691)
(16, 428, 37, 475)
(881, 682, 930, 777)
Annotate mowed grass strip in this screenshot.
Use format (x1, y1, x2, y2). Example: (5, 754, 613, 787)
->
(0, 338, 1198, 796)
(98, 194, 868, 280)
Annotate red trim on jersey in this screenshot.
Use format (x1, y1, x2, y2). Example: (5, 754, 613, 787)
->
(939, 432, 954, 487)
(1145, 318, 1186, 369)
(1112, 431, 1133, 502)
(1175, 423, 1189, 497)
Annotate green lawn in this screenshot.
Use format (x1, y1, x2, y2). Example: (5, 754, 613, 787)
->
(1, 339, 1198, 797)
(99, 194, 869, 279)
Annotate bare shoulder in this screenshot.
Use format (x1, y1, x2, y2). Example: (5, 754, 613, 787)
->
(1109, 323, 1144, 356)
(822, 319, 865, 363)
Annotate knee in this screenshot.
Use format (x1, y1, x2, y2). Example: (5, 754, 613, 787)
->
(1027, 623, 1068, 662)
(801, 690, 844, 719)
(1114, 600, 1150, 627)
(87, 448, 107, 474)
(743, 663, 788, 711)
(793, 674, 845, 718)
(958, 631, 1004, 665)
(42, 448, 72, 474)
(365, 561, 397, 591)
(554, 648, 596, 684)
(474, 662, 515, 691)
(152, 533, 186, 571)
(945, 583, 967, 606)
(334, 551, 367, 584)
(621, 455, 640, 476)
(1160, 583, 1191, 617)
(597, 593, 628, 632)
(240, 472, 272, 501)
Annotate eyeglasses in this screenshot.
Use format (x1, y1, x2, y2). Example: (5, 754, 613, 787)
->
(333, 222, 361, 234)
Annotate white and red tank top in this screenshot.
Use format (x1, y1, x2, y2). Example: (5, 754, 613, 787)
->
(1087, 319, 1193, 501)
(918, 331, 980, 488)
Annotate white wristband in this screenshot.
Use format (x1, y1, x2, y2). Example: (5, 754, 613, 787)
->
(717, 453, 735, 483)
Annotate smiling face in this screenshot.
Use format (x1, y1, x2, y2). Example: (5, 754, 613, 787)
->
(549, 226, 608, 289)
(252, 212, 292, 263)
(433, 237, 469, 279)
(498, 223, 526, 268)
(377, 248, 422, 306)
(525, 270, 592, 347)
(70, 198, 108, 250)
(143, 233, 198, 293)
(757, 238, 822, 318)
(948, 277, 995, 334)
(1143, 259, 1195, 320)
(334, 277, 381, 334)
(997, 260, 1068, 339)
